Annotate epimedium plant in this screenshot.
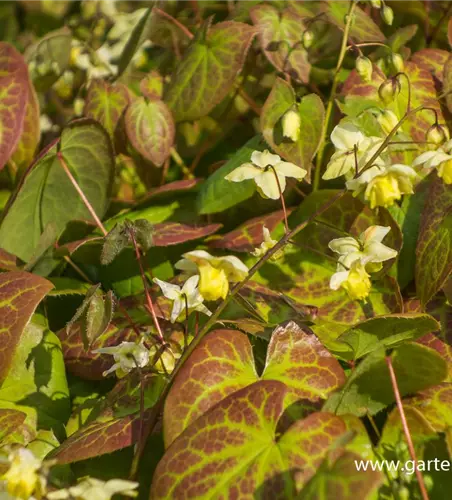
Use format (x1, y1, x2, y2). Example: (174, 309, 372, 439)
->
(0, 0, 452, 499)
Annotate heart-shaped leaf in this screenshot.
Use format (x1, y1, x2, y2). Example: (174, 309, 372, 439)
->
(125, 96, 175, 166)
(164, 322, 345, 446)
(0, 42, 29, 171)
(416, 175, 452, 305)
(154, 381, 348, 499)
(250, 5, 310, 82)
(0, 119, 115, 262)
(261, 78, 324, 177)
(84, 79, 130, 140)
(164, 21, 256, 122)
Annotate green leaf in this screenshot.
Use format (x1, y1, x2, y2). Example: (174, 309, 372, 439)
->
(324, 343, 448, 417)
(322, 1, 384, 42)
(250, 5, 310, 82)
(0, 315, 70, 433)
(164, 21, 256, 122)
(154, 381, 349, 499)
(297, 452, 383, 500)
(83, 80, 130, 140)
(261, 78, 325, 178)
(0, 42, 29, 171)
(0, 120, 115, 262)
(125, 96, 174, 166)
(337, 313, 440, 360)
(416, 175, 452, 305)
(197, 135, 266, 214)
(101, 222, 130, 266)
(163, 322, 345, 446)
(0, 271, 53, 383)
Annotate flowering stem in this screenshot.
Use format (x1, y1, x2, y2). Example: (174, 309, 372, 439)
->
(128, 230, 164, 343)
(385, 354, 430, 500)
(132, 189, 347, 466)
(57, 152, 108, 236)
(313, 0, 357, 191)
(269, 166, 289, 233)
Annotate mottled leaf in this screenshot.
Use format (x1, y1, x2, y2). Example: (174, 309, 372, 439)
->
(154, 381, 348, 499)
(297, 451, 383, 500)
(0, 42, 29, 171)
(125, 97, 174, 166)
(153, 222, 221, 246)
(416, 175, 452, 305)
(261, 78, 324, 177)
(250, 5, 310, 82)
(324, 343, 448, 417)
(84, 79, 130, 139)
(337, 313, 440, 360)
(164, 21, 256, 122)
(0, 248, 20, 271)
(0, 120, 115, 262)
(321, 1, 384, 42)
(444, 54, 452, 114)
(137, 179, 201, 207)
(411, 48, 449, 83)
(0, 408, 26, 445)
(164, 322, 345, 446)
(140, 71, 163, 99)
(0, 272, 53, 383)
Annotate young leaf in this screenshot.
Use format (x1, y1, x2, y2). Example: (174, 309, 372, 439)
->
(133, 219, 154, 251)
(164, 21, 257, 122)
(125, 97, 175, 166)
(84, 290, 115, 350)
(101, 222, 130, 266)
(0, 42, 29, 171)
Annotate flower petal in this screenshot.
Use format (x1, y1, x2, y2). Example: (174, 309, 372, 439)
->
(364, 241, 398, 263)
(274, 161, 307, 180)
(170, 297, 184, 323)
(225, 163, 262, 182)
(254, 170, 286, 199)
(328, 236, 360, 255)
(360, 225, 391, 245)
(251, 150, 281, 168)
(331, 123, 364, 151)
(181, 275, 200, 296)
(322, 151, 355, 180)
(153, 278, 181, 300)
(217, 255, 249, 281)
(330, 270, 350, 290)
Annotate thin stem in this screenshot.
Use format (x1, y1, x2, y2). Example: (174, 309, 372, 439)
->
(347, 42, 391, 50)
(58, 152, 107, 236)
(269, 166, 289, 233)
(395, 72, 412, 113)
(133, 189, 347, 466)
(129, 230, 164, 342)
(313, 0, 357, 191)
(385, 355, 430, 500)
(238, 88, 262, 116)
(153, 7, 194, 40)
(170, 148, 195, 179)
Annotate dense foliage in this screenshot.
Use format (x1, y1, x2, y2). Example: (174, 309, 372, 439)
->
(0, 1, 452, 499)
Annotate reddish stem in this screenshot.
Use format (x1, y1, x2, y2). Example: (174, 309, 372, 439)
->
(58, 152, 108, 236)
(129, 230, 164, 342)
(385, 355, 430, 500)
(153, 7, 194, 40)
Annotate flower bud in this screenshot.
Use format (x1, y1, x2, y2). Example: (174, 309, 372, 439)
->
(281, 108, 301, 142)
(426, 123, 449, 145)
(370, 0, 381, 7)
(381, 5, 394, 25)
(378, 78, 401, 105)
(302, 30, 314, 49)
(391, 53, 404, 73)
(356, 56, 373, 82)
(377, 109, 399, 135)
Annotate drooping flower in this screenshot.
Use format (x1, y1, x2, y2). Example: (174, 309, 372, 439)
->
(356, 56, 373, 82)
(346, 164, 418, 209)
(281, 109, 301, 142)
(330, 260, 372, 301)
(1, 448, 44, 500)
(47, 477, 138, 500)
(93, 340, 150, 377)
(153, 275, 211, 323)
(225, 150, 306, 200)
(175, 250, 248, 301)
(329, 225, 397, 273)
(412, 142, 452, 170)
(322, 123, 384, 180)
(252, 226, 283, 260)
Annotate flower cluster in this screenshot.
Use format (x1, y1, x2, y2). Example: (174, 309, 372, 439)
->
(329, 226, 397, 300)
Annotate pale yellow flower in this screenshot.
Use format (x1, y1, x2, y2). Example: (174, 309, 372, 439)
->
(330, 260, 371, 301)
(93, 341, 149, 377)
(1, 448, 43, 500)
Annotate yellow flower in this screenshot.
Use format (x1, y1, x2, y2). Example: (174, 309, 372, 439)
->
(347, 164, 418, 209)
(2, 448, 43, 499)
(175, 250, 248, 302)
(330, 260, 371, 301)
(198, 262, 229, 301)
(438, 159, 452, 184)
